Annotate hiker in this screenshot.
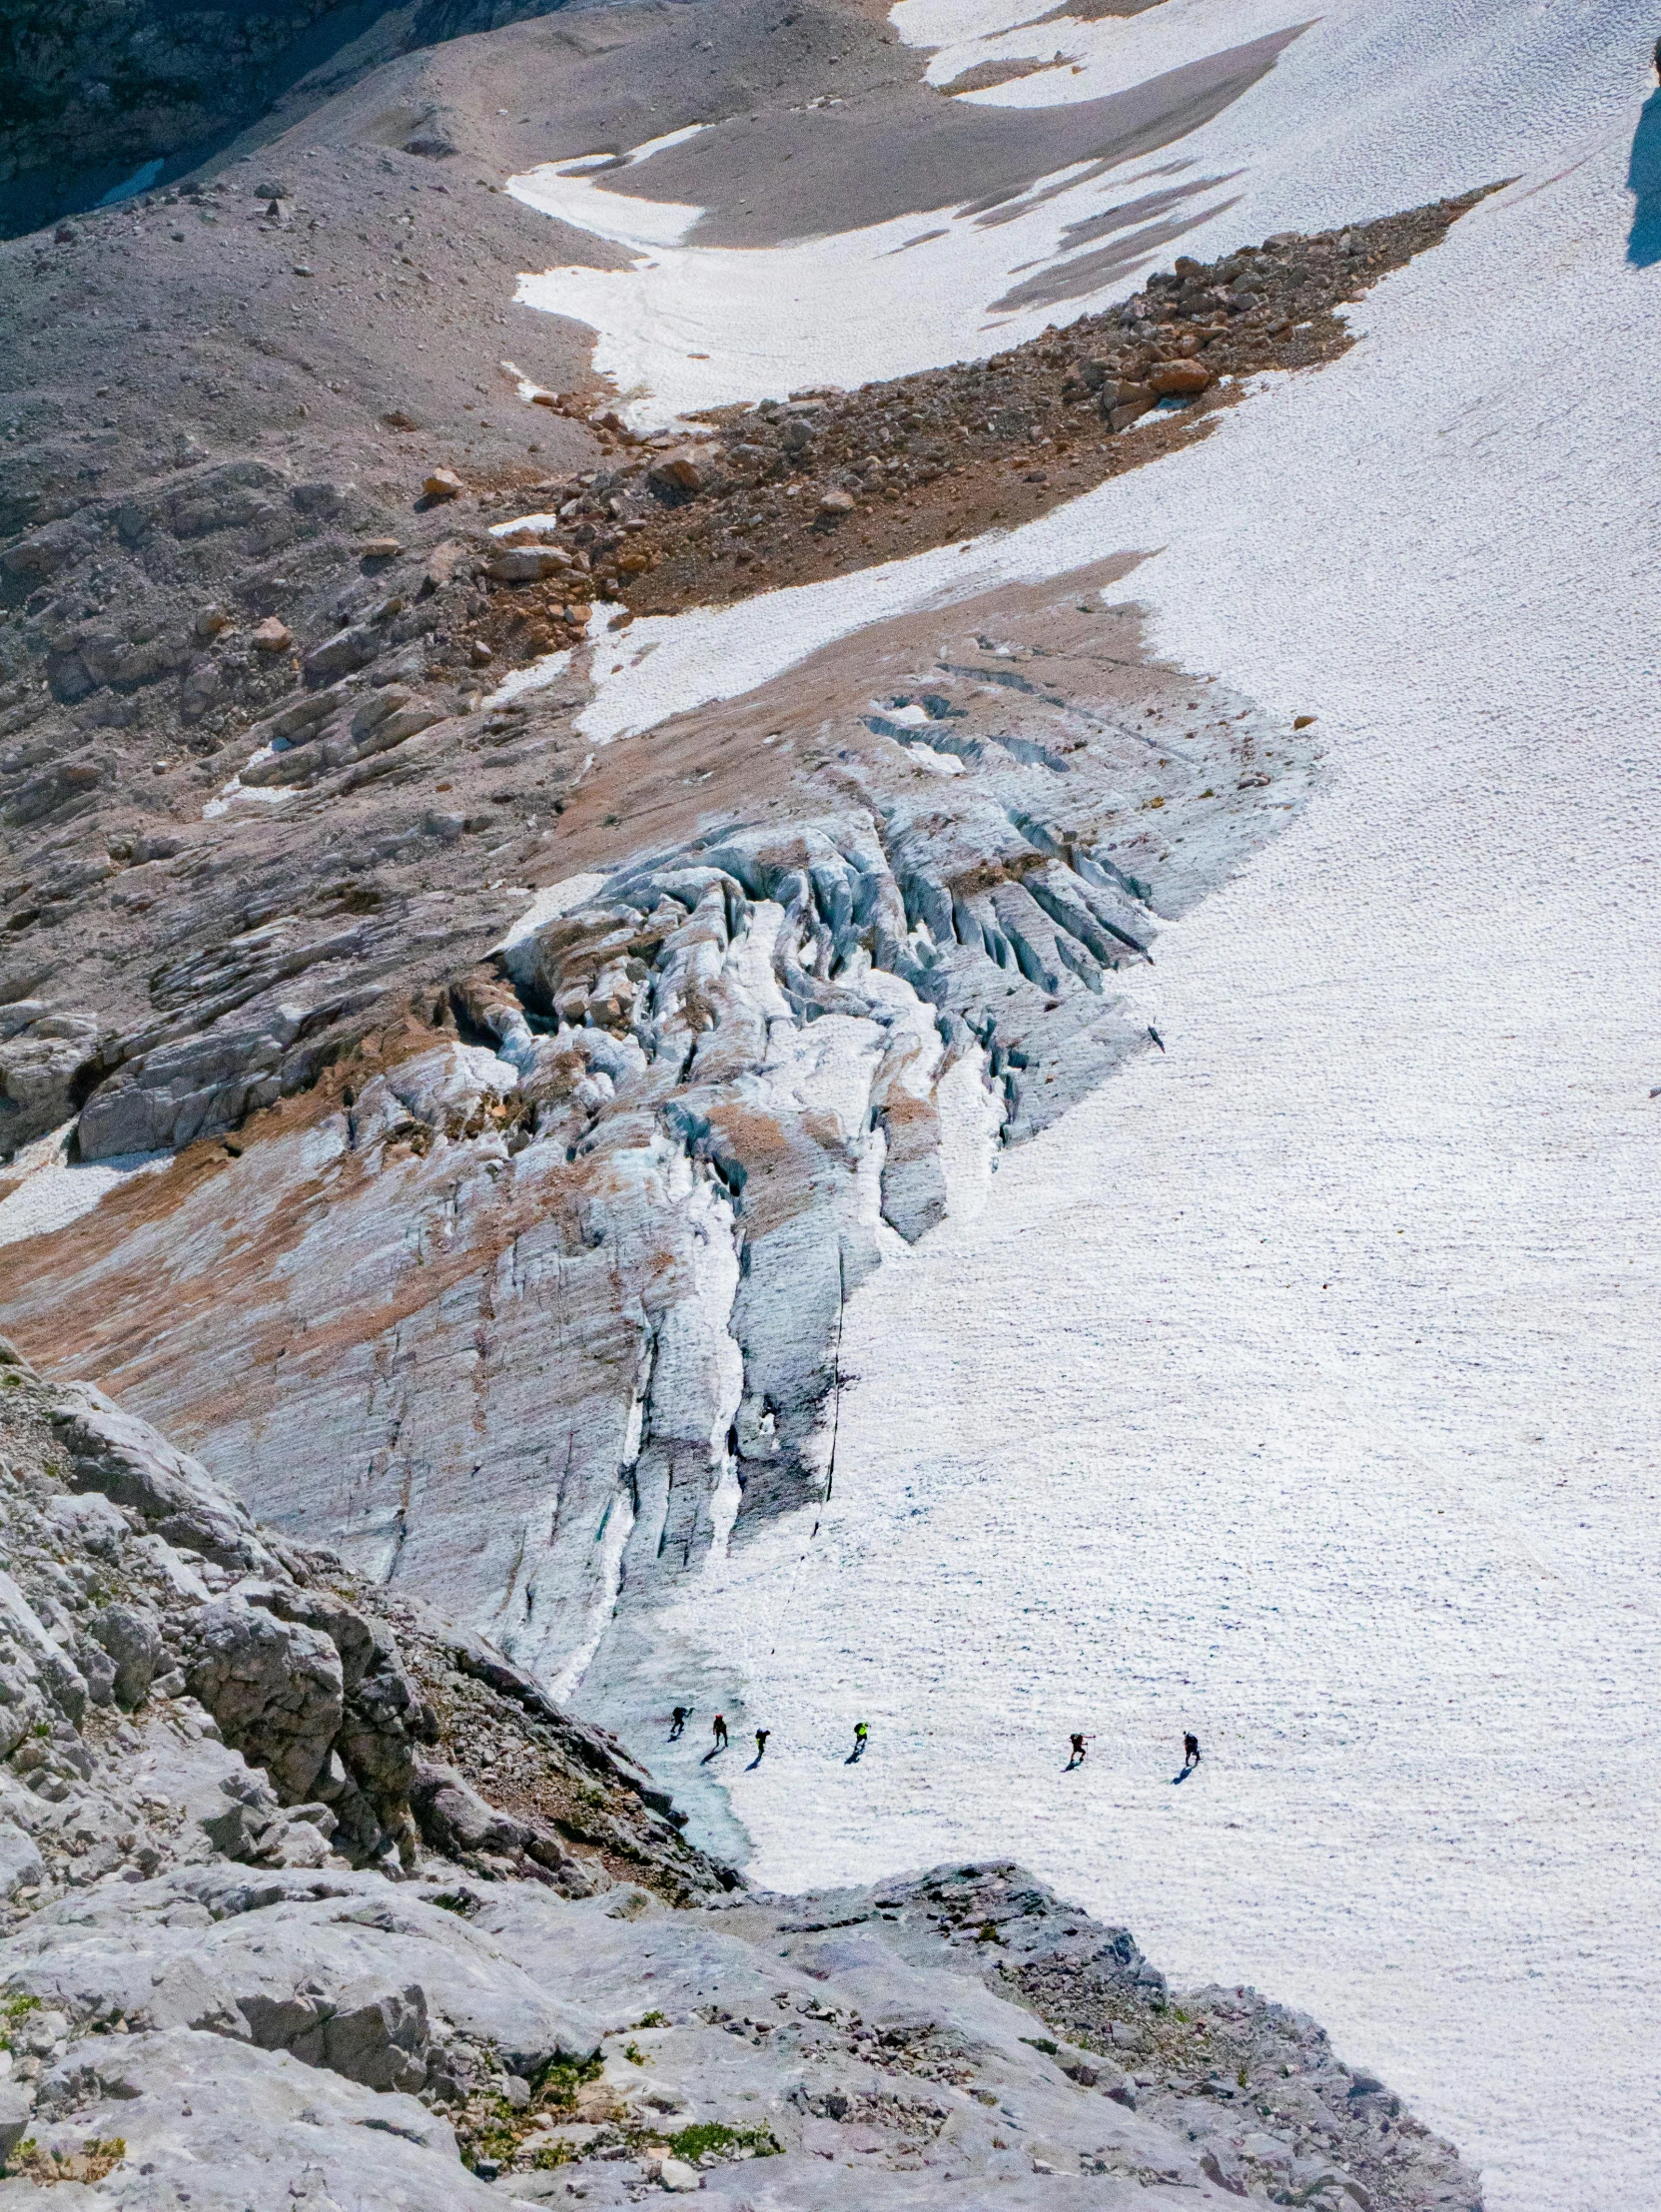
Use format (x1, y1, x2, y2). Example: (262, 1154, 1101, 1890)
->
(1182, 1732, 1201, 1772)
(1067, 1733, 1094, 1770)
(712, 1714, 729, 1750)
(754, 1729, 770, 1759)
(668, 1706, 689, 1741)
(852, 1721, 869, 1759)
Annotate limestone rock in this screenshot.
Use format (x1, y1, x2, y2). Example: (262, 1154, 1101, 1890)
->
(24, 2026, 499, 2212)
(647, 450, 706, 495)
(485, 545, 574, 583)
(423, 467, 464, 501)
(0, 1822, 44, 1898)
(818, 486, 855, 513)
(49, 1388, 276, 1573)
(184, 1598, 345, 1803)
(76, 1010, 304, 1159)
(90, 1602, 162, 1709)
(0, 2082, 33, 2168)
(302, 619, 382, 683)
(251, 615, 294, 651)
(0, 1007, 101, 1155)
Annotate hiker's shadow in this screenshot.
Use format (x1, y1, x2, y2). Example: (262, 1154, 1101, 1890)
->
(701, 1746, 728, 1766)
(1630, 92, 1661, 267)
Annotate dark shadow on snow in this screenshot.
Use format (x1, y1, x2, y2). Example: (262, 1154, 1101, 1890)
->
(1629, 92, 1661, 267)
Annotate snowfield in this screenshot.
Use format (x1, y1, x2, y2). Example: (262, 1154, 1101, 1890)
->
(510, 0, 1650, 422)
(545, 13, 1658, 2208)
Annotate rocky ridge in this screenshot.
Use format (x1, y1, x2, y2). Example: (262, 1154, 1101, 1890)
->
(0, 1332, 730, 1905)
(0, 1344, 1478, 2210)
(478, 189, 1494, 621)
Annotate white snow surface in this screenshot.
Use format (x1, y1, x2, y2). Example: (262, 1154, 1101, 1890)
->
(0, 1127, 169, 1251)
(509, 0, 1648, 423)
(568, 58, 1661, 2212)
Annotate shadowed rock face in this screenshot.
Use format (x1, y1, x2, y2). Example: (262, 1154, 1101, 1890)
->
(0, 0, 590, 237)
(0, 572, 1318, 1693)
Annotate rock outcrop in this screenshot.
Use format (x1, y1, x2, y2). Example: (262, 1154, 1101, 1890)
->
(0, 1334, 730, 1901)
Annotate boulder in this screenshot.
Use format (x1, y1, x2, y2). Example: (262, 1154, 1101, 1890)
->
(647, 450, 705, 495)
(422, 468, 464, 501)
(241, 1583, 426, 1842)
(302, 620, 380, 684)
(49, 1389, 275, 1574)
(818, 487, 856, 514)
(485, 545, 572, 584)
(1148, 360, 1215, 394)
(90, 1603, 163, 1709)
(0, 1569, 88, 1734)
(348, 688, 444, 755)
(0, 1012, 100, 1154)
(185, 1597, 345, 1802)
(409, 1759, 533, 1861)
(0, 2082, 33, 2168)
(0, 1822, 44, 1899)
(250, 616, 293, 652)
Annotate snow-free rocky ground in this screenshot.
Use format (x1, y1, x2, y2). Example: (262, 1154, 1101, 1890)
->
(0, 0, 1657, 2204)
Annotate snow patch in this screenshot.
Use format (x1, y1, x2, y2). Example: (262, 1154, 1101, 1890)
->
(0, 1125, 169, 1251)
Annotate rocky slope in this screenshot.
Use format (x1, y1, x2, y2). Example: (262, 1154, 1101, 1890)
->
(0, 1344, 1479, 2209)
(0, 0, 608, 239)
(0, 1331, 729, 1901)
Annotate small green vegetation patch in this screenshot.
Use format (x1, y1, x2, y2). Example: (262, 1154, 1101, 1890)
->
(0, 1994, 40, 2053)
(13, 2137, 127, 2184)
(668, 2122, 781, 2163)
(535, 2052, 604, 2114)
